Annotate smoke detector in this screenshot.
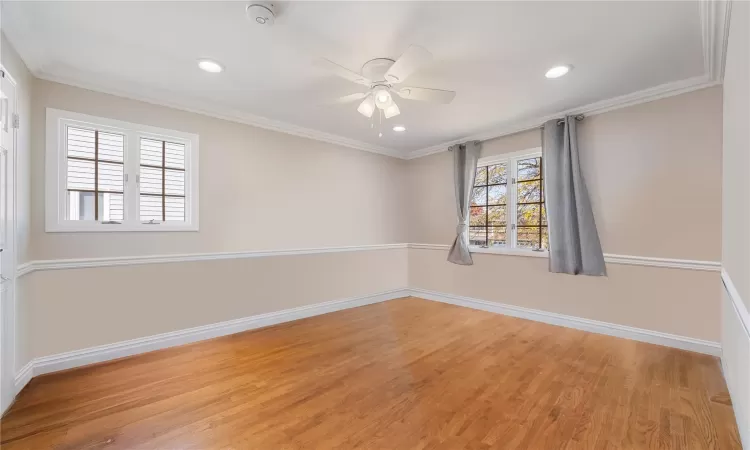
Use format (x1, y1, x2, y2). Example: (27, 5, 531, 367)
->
(246, 3, 275, 26)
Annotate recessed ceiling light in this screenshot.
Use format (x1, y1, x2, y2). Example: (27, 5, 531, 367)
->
(198, 59, 223, 73)
(393, 125, 406, 132)
(545, 65, 572, 79)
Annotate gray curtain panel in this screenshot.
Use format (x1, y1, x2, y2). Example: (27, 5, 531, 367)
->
(447, 141, 481, 265)
(543, 117, 606, 276)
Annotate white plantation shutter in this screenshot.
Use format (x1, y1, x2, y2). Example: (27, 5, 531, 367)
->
(65, 126, 125, 221)
(47, 109, 198, 232)
(139, 138, 186, 222)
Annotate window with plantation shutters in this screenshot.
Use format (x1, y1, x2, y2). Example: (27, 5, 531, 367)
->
(139, 138, 186, 223)
(66, 127, 125, 222)
(46, 109, 199, 232)
(469, 149, 548, 252)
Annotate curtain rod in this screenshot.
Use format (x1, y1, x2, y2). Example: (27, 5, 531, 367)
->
(556, 114, 585, 126)
(448, 115, 586, 151)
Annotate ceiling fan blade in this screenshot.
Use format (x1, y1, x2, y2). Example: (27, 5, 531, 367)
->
(396, 86, 456, 104)
(384, 45, 433, 84)
(330, 92, 369, 104)
(314, 58, 372, 86)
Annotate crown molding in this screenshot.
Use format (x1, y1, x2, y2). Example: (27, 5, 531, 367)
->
(32, 0, 732, 165)
(405, 74, 719, 160)
(406, 1, 734, 161)
(34, 71, 405, 160)
(700, 0, 732, 82)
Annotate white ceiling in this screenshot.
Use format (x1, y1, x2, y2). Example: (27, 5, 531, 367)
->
(2, 1, 709, 156)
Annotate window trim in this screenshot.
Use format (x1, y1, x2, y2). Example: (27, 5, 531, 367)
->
(45, 108, 199, 232)
(468, 147, 548, 255)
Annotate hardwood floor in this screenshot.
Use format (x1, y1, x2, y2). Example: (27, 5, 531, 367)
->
(0, 297, 741, 449)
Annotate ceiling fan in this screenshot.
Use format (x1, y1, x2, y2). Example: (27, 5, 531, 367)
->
(316, 45, 456, 120)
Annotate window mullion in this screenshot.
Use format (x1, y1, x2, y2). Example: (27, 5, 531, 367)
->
(510, 157, 517, 249)
(162, 140, 166, 222)
(124, 132, 139, 226)
(94, 130, 99, 221)
(488, 168, 493, 247)
(539, 157, 543, 249)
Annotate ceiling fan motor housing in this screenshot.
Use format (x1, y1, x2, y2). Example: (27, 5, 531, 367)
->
(361, 58, 396, 83)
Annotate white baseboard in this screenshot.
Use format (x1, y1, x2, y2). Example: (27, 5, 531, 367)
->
(17, 289, 408, 382)
(408, 288, 721, 356)
(13, 362, 33, 393)
(721, 270, 750, 449)
(12, 287, 723, 398)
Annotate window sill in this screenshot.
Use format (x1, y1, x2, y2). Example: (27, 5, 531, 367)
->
(469, 246, 549, 258)
(46, 223, 199, 233)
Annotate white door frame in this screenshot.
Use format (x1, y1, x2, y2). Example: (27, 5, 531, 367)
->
(0, 64, 19, 415)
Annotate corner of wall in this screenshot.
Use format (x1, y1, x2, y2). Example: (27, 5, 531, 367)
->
(721, 1, 750, 446)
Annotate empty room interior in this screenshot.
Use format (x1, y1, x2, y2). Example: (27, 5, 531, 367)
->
(0, 0, 748, 448)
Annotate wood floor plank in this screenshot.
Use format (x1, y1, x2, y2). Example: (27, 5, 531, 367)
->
(0, 297, 741, 449)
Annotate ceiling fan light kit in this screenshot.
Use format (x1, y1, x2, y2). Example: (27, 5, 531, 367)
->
(373, 86, 392, 108)
(384, 103, 400, 119)
(356, 95, 375, 118)
(317, 45, 456, 133)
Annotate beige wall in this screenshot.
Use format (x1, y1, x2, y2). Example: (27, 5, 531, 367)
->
(23, 248, 407, 362)
(21, 78, 413, 366)
(16, 48, 727, 365)
(578, 88, 722, 261)
(30, 79, 410, 260)
(407, 87, 723, 341)
(409, 86, 723, 261)
(410, 249, 720, 341)
(723, 0, 750, 310)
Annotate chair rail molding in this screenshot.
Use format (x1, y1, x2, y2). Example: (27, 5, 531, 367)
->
(408, 243, 721, 272)
(15, 243, 722, 277)
(15, 243, 409, 276)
